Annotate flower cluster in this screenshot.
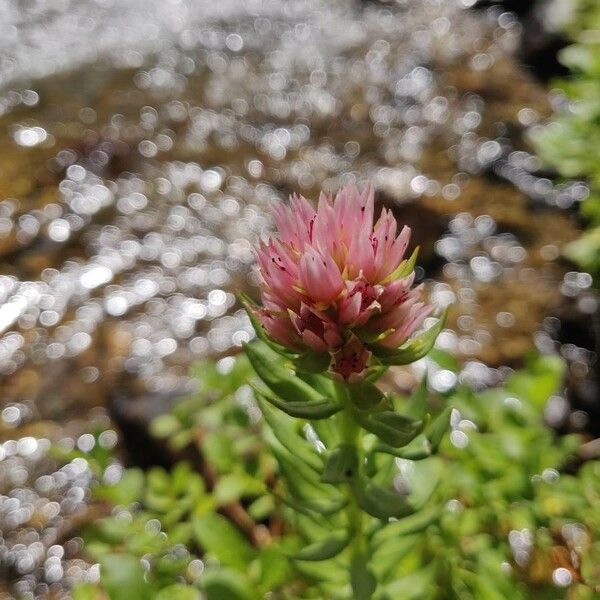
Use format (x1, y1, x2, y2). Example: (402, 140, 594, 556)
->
(254, 184, 434, 380)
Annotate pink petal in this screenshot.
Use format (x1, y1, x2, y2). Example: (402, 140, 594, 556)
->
(299, 249, 344, 305)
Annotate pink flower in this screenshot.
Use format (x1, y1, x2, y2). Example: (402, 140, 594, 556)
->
(253, 184, 435, 380)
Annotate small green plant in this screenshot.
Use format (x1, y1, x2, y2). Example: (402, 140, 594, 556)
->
(74, 350, 600, 599)
(532, 0, 600, 280)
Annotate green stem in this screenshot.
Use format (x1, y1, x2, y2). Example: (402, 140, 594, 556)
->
(333, 380, 372, 598)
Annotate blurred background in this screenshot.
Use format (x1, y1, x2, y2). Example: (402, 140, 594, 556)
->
(0, 0, 598, 598)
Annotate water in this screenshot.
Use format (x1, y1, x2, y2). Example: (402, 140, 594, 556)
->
(0, 0, 596, 596)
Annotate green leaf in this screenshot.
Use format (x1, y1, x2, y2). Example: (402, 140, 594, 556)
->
(203, 431, 236, 474)
(94, 468, 145, 505)
(238, 293, 297, 358)
(71, 583, 101, 600)
(156, 585, 201, 600)
(505, 352, 565, 410)
(255, 393, 323, 471)
(201, 568, 258, 600)
(352, 478, 415, 520)
(321, 444, 358, 483)
(350, 553, 377, 600)
(428, 348, 460, 372)
(373, 307, 448, 365)
(244, 342, 339, 414)
(271, 444, 346, 515)
(293, 559, 347, 586)
(256, 545, 291, 592)
(292, 351, 331, 373)
(277, 489, 347, 517)
(371, 505, 442, 548)
(297, 371, 336, 397)
(293, 530, 350, 561)
(254, 387, 341, 420)
(99, 554, 150, 600)
(213, 472, 264, 505)
(372, 437, 432, 460)
(270, 443, 340, 497)
(425, 406, 452, 452)
(371, 535, 421, 581)
(581, 541, 600, 586)
(193, 514, 254, 572)
(150, 414, 182, 439)
(401, 457, 442, 510)
(247, 495, 275, 521)
(382, 565, 436, 599)
(356, 411, 424, 448)
(474, 576, 509, 600)
(405, 375, 429, 419)
(347, 380, 388, 411)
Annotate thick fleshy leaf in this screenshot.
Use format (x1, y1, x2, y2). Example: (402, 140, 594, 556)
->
(99, 554, 150, 600)
(255, 394, 323, 471)
(371, 505, 442, 548)
(400, 457, 442, 510)
(370, 535, 421, 581)
(276, 489, 348, 517)
(356, 411, 424, 447)
(404, 374, 429, 419)
(193, 514, 255, 572)
(321, 444, 358, 484)
(254, 387, 341, 419)
(372, 436, 432, 460)
(351, 477, 415, 520)
(270, 443, 345, 513)
(297, 371, 336, 397)
(425, 405, 452, 452)
(381, 565, 436, 599)
(347, 380, 389, 411)
(244, 341, 332, 406)
(256, 546, 292, 594)
(156, 585, 201, 600)
(293, 530, 350, 561)
(292, 351, 331, 373)
(201, 568, 258, 600)
(372, 307, 449, 365)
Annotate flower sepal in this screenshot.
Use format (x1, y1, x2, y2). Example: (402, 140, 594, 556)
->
(380, 246, 420, 284)
(369, 307, 449, 365)
(238, 293, 299, 359)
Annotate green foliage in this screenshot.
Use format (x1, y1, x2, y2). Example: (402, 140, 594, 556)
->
(77, 351, 600, 599)
(531, 0, 600, 280)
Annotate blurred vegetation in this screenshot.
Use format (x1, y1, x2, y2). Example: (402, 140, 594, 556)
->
(532, 0, 600, 281)
(65, 352, 600, 599)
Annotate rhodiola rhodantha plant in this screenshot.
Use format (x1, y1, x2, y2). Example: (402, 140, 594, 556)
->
(240, 183, 450, 600)
(243, 183, 446, 379)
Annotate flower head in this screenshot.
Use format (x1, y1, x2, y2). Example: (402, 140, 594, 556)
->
(252, 184, 435, 380)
